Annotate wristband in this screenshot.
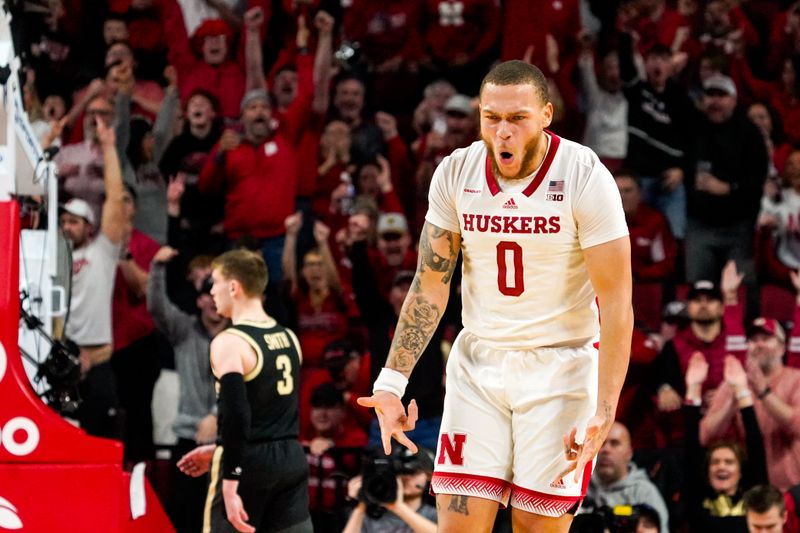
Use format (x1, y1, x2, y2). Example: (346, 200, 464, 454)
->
(373, 368, 408, 398)
(684, 397, 701, 407)
(758, 387, 771, 400)
(735, 389, 752, 401)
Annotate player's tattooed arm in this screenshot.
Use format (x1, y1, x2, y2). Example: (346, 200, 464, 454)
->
(386, 222, 461, 375)
(417, 222, 459, 284)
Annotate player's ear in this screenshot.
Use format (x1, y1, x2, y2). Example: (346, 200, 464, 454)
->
(541, 101, 553, 129)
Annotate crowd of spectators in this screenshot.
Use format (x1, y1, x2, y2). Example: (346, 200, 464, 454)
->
(13, 0, 800, 531)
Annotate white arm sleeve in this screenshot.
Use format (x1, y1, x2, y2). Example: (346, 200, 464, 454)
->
(424, 156, 461, 233)
(575, 154, 629, 249)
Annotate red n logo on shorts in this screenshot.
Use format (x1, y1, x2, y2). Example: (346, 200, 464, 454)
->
(438, 433, 467, 466)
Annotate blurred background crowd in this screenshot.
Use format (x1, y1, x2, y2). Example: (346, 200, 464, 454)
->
(10, 0, 800, 531)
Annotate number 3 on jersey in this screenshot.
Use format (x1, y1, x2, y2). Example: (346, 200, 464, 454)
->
(496, 241, 524, 296)
(275, 354, 294, 395)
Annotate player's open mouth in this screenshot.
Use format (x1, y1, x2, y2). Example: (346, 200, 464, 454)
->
(499, 151, 514, 165)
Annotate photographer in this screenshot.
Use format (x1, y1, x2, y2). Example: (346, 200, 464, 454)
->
(571, 503, 661, 533)
(343, 447, 437, 533)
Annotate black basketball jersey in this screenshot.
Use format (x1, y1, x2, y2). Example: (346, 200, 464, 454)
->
(217, 320, 302, 442)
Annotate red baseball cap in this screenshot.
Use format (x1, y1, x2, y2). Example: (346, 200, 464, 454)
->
(747, 317, 785, 343)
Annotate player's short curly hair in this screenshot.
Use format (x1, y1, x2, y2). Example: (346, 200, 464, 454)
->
(212, 249, 268, 297)
(480, 60, 549, 104)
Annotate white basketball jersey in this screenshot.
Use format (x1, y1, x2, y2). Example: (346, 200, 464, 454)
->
(425, 133, 628, 349)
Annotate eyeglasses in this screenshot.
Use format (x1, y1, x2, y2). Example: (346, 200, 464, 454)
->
(86, 109, 112, 117)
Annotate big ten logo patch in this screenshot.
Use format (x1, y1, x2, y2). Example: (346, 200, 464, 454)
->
(437, 433, 467, 466)
(0, 418, 40, 457)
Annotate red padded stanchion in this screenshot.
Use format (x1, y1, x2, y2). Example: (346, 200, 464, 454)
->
(0, 201, 174, 532)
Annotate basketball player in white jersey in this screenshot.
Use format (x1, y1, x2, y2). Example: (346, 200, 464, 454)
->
(358, 60, 633, 532)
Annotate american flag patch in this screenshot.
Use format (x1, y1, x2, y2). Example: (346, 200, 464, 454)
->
(548, 180, 564, 192)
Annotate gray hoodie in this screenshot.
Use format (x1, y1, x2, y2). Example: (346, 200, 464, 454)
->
(147, 263, 217, 440)
(586, 462, 669, 533)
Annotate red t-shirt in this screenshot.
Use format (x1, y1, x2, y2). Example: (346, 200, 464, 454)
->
(112, 229, 160, 351)
(294, 289, 357, 369)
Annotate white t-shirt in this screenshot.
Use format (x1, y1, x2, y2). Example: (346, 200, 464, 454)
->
(65, 233, 120, 346)
(425, 134, 629, 349)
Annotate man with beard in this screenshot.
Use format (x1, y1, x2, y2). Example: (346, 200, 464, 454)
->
(198, 54, 312, 295)
(685, 74, 768, 313)
(654, 270, 747, 413)
(357, 61, 633, 532)
(60, 118, 129, 437)
(52, 94, 128, 223)
(332, 75, 385, 164)
(582, 422, 670, 533)
(701, 318, 800, 492)
(147, 246, 227, 533)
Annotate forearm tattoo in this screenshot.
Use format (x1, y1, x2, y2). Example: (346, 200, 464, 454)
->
(386, 223, 459, 373)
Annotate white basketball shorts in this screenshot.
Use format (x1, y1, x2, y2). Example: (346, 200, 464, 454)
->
(430, 330, 598, 517)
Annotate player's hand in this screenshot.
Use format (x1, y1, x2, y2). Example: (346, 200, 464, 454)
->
(222, 480, 255, 533)
(177, 444, 216, 477)
(357, 392, 419, 454)
(194, 413, 217, 444)
(558, 415, 611, 484)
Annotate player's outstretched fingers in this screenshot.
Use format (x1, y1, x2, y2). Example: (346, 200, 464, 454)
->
(377, 412, 393, 455)
(403, 399, 419, 431)
(230, 509, 254, 533)
(356, 395, 375, 408)
(393, 430, 419, 454)
(573, 422, 602, 483)
(554, 461, 577, 484)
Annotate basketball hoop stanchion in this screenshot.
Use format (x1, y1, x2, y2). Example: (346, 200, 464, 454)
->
(0, 202, 175, 532)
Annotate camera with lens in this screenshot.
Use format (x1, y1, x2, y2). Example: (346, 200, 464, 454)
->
(571, 504, 661, 533)
(358, 445, 433, 519)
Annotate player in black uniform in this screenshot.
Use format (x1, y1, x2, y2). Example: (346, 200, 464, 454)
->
(177, 249, 312, 533)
